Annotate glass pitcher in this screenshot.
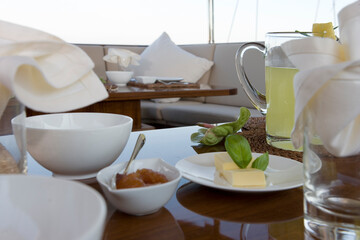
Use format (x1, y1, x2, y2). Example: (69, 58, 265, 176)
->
(235, 32, 306, 151)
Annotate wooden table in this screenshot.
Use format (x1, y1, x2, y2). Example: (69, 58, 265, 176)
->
(27, 125, 306, 240)
(26, 85, 237, 131)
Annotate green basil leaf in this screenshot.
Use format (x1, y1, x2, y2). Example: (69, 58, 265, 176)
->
(234, 107, 251, 132)
(200, 130, 223, 145)
(191, 132, 204, 143)
(190, 107, 251, 146)
(224, 134, 252, 168)
(211, 125, 234, 136)
(215, 107, 251, 134)
(198, 128, 208, 134)
(251, 152, 269, 171)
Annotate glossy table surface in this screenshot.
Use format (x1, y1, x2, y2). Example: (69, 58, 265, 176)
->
(27, 125, 306, 240)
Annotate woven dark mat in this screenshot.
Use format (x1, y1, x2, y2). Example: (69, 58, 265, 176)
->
(239, 117, 303, 162)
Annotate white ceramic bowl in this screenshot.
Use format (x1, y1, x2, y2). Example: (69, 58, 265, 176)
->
(106, 71, 133, 86)
(0, 174, 107, 240)
(97, 158, 181, 216)
(25, 113, 133, 179)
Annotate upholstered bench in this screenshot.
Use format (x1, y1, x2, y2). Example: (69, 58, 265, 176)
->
(77, 38, 265, 127)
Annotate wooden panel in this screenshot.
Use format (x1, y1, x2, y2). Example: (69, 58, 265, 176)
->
(26, 100, 142, 131)
(25, 86, 237, 132)
(107, 85, 237, 100)
(75, 100, 141, 130)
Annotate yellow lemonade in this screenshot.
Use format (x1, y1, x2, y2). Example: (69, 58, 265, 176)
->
(265, 66, 298, 149)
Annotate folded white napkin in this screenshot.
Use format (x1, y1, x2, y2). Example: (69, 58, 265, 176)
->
(175, 159, 215, 181)
(281, 1, 360, 157)
(103, 48, 141, 69)
(0, 20, 108, 117)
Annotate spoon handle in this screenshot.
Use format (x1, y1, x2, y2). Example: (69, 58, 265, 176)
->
(123, 133, 146, 175)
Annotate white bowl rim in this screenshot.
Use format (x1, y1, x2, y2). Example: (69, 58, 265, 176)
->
(0, 174, 107, 239)
(25, 112, 133, 131)
(97, 158, 182, 193)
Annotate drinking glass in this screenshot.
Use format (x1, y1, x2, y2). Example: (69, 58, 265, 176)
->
(235, 32, 306, 151)
(303, 101, 360, 239)
(0, 97, 27, 174)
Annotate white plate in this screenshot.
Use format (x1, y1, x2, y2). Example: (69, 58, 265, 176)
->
(175, 152, 303, 192)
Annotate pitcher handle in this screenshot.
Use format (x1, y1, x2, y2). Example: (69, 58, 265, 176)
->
(235, 42, 267, 115)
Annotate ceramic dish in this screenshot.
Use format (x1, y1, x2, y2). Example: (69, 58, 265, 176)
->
(22, 113, 132, 180)
(0, 174, 107, 240)
(97, 158, 181, 216)
(175, 152, 303, 192)
(106, 71, 133, 86)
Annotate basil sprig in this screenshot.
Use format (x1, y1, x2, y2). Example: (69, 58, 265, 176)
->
(225, 134, 269, 170)
(191, 107, 251, 146)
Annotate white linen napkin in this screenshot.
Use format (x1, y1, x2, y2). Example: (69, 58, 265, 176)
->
(0, 20, 108, 117)
(103, 48, 141, 69)
(281, 1, 360, 157)
(175, 159, 215, 181)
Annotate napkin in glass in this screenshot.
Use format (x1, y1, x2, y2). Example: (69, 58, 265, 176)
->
(103, 48, 141, 70)
(281, 1, 360, 157)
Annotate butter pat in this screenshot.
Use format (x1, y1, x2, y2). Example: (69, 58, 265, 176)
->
(214, 152, 255, 171)
(214, 152, 266, 188)
(222, 168, 266, 187)
(214, 152, 238, 171)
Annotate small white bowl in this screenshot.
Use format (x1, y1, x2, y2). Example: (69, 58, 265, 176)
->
(0, 174, 107, 240)
(97, 158, 181, 216)
(23, 113, 133, 179)
(106, 71, 133, 86)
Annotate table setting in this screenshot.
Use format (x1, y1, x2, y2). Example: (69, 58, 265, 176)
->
(2, 1, 360, 239)
(103, 47, 198, 89)
(126, 77, 200, 89)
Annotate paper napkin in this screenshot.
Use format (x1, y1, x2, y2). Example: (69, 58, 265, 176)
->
(175, 159, 215, 181)
(0, 20, 108, 117)
(103, 48, 141, 69)
(281, 1, 360, 157)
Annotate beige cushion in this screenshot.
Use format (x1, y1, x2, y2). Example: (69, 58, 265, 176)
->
(180, 44, 215, 85)
(128, 32, 214, 84)
(205, 42, 265, 108)
(141, 99, 203, 120)
(77, 44, 107, 81)
(140, 100, 164, 120)
(160, 103, 262, 125)
(125, 33, 214, 103)
(180, 44, 215, 103)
